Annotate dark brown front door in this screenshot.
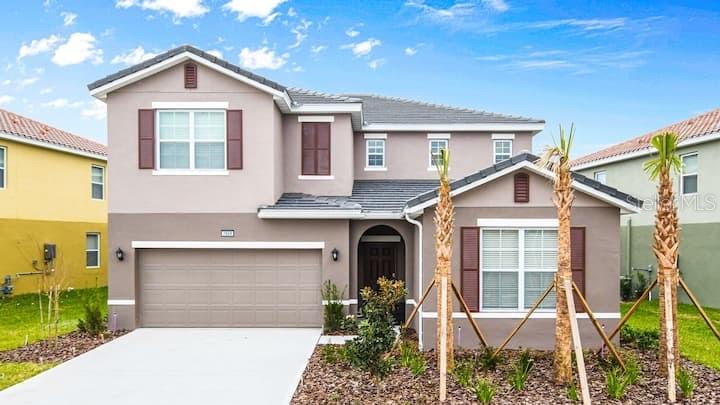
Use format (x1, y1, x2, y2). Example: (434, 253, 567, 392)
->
(359, 242, 405, 322)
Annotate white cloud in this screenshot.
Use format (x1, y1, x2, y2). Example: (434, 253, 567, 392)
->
(61, 11, 77, 26)
(52, 33, 103, 66)
(1, 80, 11, 86)
(311, 45, 327, 55)
(0, 95, 14, 105)
(405, 0, 476, 20)
(40, 87, 53, 94)
(482, 0, 509, 12)
(206, 49, 224, 59)
(526, 18, 626, 31)
(289, 19, 312, 49)
(18, 77, 39, 87)
(368, 58, 386, 69)
(18, 35, 62, 59)
(404, 47, 418, 56)
(345, 28, 359, 37)
(286, 7, 296, 17)
(117, 0, 209, 21)
(111, 46, 158, 65)
(239, 47, 288, 70)
(223, 0, 287, 22)
(42, 98, 83, 108)
(290, 64, 304, 72)
(342, 38, 381, 57)
(82, 99, 107, 120)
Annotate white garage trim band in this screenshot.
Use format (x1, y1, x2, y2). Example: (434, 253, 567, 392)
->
(131, 241, 326, 249)
(108, 299, 135, 306)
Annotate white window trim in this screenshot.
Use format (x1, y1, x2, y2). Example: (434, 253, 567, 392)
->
(680, 152, 698, 196)
(427, 133, 451, 139)
(493, 139, 513, 163)
(91, 165, 105, 200)
(428, 138, 449, 170)
(593, 170, 607, 184)
(477, 218, 558, 228)
(297, 115, 335, 123)
(155, 110, 227, 172)
(86, 233, 101, 269)
(151, 101, 229, 109)
(0, 146, 6, 190)
(365, 138, 386, 170)
(364, 133, 387, 140)
(491, 133, 515, 140)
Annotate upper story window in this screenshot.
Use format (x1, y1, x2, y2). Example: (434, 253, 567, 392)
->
(365, 134, 386, 170)
(593, 170, 607, 184)
(91, 165, 105, 200)
(0, 146, 5, 189)
(157, 110, 226, 170)
(681, 153, 698, 195)
(428, 136, 449, 169)
(86, 233, 100, 268)
(301, 122, 331, 176)
(493, 139, 513, 163)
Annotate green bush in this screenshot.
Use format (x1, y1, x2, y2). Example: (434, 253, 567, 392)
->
(567, 382, 580, 402)
(677, 367, 695, 399)
(472, 378, 496, 405)
(620, 277, 633, 301)
(408, 354, 426, 377)
(452, 359, 474, 388)
(77, 296, 105, 336)
(345, 278, 406, 378)
(605, 366, 632, 400)
(321, 344, 340, 364)
(476, 347, 502, 371)
(624, 354, 641, 385)
(620, 325, 659, 350)
(321, 281, 346, 333)
(508, 350, 534, 391)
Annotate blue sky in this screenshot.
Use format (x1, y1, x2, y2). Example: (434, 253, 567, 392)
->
(1, 0, 718, 157)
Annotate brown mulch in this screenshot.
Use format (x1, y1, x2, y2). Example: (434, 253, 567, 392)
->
(0, 331, 128, 364)
(292, 346, 720, 404)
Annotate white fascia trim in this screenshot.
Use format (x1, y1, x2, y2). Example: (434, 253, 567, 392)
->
(363, 122, 545, 132)
(422, 312, 621, 319)
(90, 52, 288, 104)
(572, 131, 720, 171)
(152, 101, 229, 109)
(0, 132, 107, 161)
(131, 241, 325, 249)
(258, 209, 364, 219)
(477, 218, 558, 228)
(364, 167, 387, 171)
(108, 299, 135, 306)
(298, 115, 335, 123)
(290, 103, 362, 113)
(321, 299, 358, 306)
(297, 175, 335, 180)
(427, 133, 451, 139)
(364, 133, 387, 139)
(152, 170, 229, 176)
(492, 133, 515, 140)
(405, 160, 640, 214)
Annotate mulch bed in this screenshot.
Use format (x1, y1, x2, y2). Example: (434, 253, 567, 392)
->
(292, 346, 720, 404)
(0, 331, 127, 364)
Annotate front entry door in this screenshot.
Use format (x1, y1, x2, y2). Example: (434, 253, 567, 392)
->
(359, 242, 405, 323)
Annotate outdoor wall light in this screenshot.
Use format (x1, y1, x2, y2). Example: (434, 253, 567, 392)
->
(115, 248, 125, 262)
(331, 248, 339, 262)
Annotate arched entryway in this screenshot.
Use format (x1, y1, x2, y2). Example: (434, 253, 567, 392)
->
(358, 225, 406, 322)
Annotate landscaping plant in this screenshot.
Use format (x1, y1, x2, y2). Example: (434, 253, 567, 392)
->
(477, 347, 502, 371)
(472, 378, 496, 405)
(321, 344, 340, 364)
(508, 350, 534, 391)
(321, 280, 346, 333)
(538, 124, 575, 384)
(452, 358, 474, 388)
(620, 325, 659, 350)
(677, 367, 695, 399)
(77, 298, 105, 336)
(567, 382, 580, 402)
(408, 354, 427, 377)
(605, 366, 632, 400)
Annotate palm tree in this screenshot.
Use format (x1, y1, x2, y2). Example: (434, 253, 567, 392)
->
(538, 124, 575, 385)
(643, 132, 681, 375)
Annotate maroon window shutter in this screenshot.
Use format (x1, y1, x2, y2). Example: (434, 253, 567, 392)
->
(301, 123, 316, 175)
(226, 110, 243, 169)
(315, 123, 331, 175)
(301, 122, 331, 175)
(571, 227, 586, 312)
(138, 109, 155, 169)
(461, 227, 480, 311)
(514, 173, 530, 203)
(184, 63, 197, 89)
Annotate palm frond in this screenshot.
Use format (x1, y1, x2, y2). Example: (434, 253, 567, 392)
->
(434, 148, 451, 181)
(536, 124, 575, 174)
(643, 132, 681, 180)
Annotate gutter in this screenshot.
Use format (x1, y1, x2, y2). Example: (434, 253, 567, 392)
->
(404, 212, 424, 350)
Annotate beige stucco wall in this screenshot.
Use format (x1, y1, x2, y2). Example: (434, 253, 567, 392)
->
(353, 131, 533, 180)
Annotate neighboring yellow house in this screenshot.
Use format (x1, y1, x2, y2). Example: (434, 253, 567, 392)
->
(0, 108, 107, 295)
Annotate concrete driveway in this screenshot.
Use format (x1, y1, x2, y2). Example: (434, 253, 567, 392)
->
(1, 328, 321, 405)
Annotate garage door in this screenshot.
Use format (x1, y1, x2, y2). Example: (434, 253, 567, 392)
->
(138, 249, 322, 327)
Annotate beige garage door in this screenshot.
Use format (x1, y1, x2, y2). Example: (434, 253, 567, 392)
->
(138, 249, 322, 327)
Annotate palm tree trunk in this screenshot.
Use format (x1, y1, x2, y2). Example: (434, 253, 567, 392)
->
(435, 178, 454, 371)
(554, 167, 573, 384)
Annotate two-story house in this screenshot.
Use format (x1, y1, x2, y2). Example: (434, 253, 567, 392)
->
(90, 45, 641, 349)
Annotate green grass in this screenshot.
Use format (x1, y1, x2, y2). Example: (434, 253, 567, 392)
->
(0, 287, 107, 351)
(621, 300, 720, 370)
(0, 362, 57, 390)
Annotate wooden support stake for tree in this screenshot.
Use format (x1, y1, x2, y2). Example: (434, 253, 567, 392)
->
(605, 277, 658, 342)
(451, 281, 488, 348)
(403, 279, 436, 330)
(492, 280, 555, 359)
(679, 277, 720, 342)
(572, 281, 625, 371)
(564, 279, 591, 405)
(439, 275, 448, 402)
(664, 276, 677, 403)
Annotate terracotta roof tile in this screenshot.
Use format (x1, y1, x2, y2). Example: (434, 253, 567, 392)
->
(0, 108, 106, 157)
(572, 108, 720, 167)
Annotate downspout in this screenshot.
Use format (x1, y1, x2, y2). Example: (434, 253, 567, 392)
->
(626, 218, 632, 276)
(404, 212, 424, 350)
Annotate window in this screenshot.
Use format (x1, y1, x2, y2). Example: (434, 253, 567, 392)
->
(86, 233, 100, 268)
(91, 165, 104, 200)
(0, 146, 5, 189)
(493, 140, 512, 163)
(481, 228, 557, 310)
(157, 110, 226, 170)
(301, 122, 331, 176)
(593, 170, 607, 184)
(366, 139, 385, 169)
(681, 153, 698, 195)
(428, 139, 449, 168)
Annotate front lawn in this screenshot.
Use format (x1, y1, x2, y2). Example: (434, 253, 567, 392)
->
(0, 362, 56, 391)
(621, 299, 720, 370)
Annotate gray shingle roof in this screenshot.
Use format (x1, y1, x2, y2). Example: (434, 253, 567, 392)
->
(287, 88, 361, 105)
(343, 94, 544, 125)
(264, 193, 359, 210)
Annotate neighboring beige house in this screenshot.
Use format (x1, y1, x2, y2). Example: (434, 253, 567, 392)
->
(89, 45, 641, 349)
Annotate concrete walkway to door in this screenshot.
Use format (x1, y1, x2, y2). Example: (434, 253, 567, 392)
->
(0, 328, 321, 405)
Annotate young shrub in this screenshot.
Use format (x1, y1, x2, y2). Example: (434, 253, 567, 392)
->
(408, 355, 427, 377)
(340, 314, 358, 334)
(620, 277, 633, 301)
(677, 367, 695, 399)
(567, 382, 580, 402)
(452, 359, 474, 388)
(624, 354, 641, 385)
(472, 378, 496, 405)
(605, 367, 631, 400)
(619, 325, 658, 350)
(398, 340, 419, 368)
(77, 296, 105, 336)
(508, 350, 534, 391)
(321, 281, 346, 333)
(344, 278, 406, 378)
(477, 347, 502, 371)
(321, 344, 339, 364)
